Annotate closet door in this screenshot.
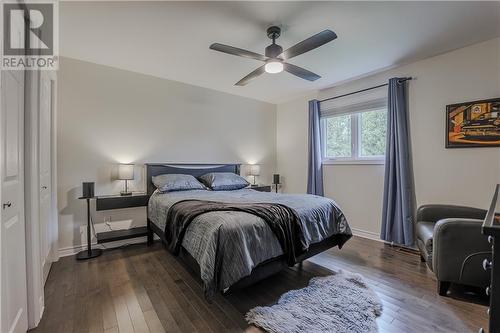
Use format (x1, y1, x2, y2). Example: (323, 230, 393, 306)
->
(1, 69, 28, 333)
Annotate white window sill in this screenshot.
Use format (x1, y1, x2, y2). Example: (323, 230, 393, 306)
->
(322, 159, 385, 165)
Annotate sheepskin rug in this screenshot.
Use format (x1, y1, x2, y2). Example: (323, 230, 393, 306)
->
(245, 270, 382, 333)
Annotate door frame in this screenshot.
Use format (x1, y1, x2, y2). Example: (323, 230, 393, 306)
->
(49, 76, 58, 266)
(24, 68, 58, 328)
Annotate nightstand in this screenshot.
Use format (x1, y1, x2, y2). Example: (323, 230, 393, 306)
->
(96, 192, 149, 211)
(95, 193, 149, 244)
(250, 185, 272, 192)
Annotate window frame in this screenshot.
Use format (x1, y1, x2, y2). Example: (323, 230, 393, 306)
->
(321, 109, 387, 165)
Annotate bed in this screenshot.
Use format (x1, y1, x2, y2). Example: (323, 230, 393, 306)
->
(145, 163, 352, 298)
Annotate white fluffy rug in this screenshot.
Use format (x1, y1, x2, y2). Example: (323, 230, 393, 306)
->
(245, 270, 382, 333)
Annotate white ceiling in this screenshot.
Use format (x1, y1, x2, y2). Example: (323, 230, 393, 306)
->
(60, 1, 500, 103)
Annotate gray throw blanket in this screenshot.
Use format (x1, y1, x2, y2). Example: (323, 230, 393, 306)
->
(165, 200, 307, 267)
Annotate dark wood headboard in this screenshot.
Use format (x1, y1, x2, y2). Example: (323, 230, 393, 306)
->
(145, 163, 241, 196)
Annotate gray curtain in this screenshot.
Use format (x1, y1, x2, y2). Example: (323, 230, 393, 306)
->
(307, 100, 324, 196)
(381, 78, 414, 245)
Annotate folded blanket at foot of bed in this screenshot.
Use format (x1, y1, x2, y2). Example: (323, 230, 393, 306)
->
(165, 199, 307, 267)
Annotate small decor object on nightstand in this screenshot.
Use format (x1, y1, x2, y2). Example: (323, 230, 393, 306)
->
(273, 174, 281, 193)
(118, 164, 134, 196)
(82, 182, 94, 198)
(249, 164, 260, 186)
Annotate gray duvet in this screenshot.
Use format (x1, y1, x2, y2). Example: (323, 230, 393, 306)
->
(148, 188, 351, 293)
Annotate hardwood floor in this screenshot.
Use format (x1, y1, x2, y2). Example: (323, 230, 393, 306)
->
(31, 236, 488, 333)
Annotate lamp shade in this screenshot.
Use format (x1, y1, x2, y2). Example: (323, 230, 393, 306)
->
(117, 164, 134, 180)
(249, 165, 260, 176)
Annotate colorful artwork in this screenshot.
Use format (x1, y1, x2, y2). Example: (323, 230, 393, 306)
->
(446, 98, 500, 148)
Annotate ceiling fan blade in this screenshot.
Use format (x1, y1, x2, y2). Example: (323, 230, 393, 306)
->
(235, 66, 266, 86)
(210, 43, 269, 62)
(279, 30, 337, 60)
(284, 63, 321, 81)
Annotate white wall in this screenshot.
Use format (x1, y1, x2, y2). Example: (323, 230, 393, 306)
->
(277, 38, 500, 238)
(276, 93, 317, 194)
(57, 57, 276, 253)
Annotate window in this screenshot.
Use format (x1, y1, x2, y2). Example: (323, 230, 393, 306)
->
(321, 107, 387, 164)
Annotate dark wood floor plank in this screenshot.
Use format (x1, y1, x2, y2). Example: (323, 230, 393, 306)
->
(155, 254, 234, 332)
(57, 261, 79, 333)
(143, 309, 166, 333)
(103, 327, 119, 333)
(159, 251, 247, 330)
(32, 236, 488, 333)
(101, 285, 119, 332)
(110, 284, 136, 333)
(153, 257, 209, 332)
(136, 255, 195, 332)
(131, 256, 182, 333)
(73, 261, 92, 333)
(122, 282, 151, 333)
(87, 288, 104, 333)
(145, 288, 182, 333)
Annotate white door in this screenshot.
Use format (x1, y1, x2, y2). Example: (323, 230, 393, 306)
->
(39, 73, 53, 283)
(1, 70, 28, 333)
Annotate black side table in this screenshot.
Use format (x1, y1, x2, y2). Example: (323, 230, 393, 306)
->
(76, 196, 103, 260)
(250, 185, 272, 192)
(94, 193, 149, 244)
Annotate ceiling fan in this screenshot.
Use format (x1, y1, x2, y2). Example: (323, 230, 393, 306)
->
(209, 26, 337, 86)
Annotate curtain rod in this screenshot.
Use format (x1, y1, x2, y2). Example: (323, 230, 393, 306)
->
(319, 77, 412, 103)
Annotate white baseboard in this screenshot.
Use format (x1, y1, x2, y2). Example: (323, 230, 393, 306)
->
(350, 228, 418, 251)
(350, 227, 384, 243)
(58, 237, 147, 257)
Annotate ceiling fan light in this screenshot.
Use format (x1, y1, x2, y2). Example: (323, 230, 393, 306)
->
(265, 60, 283, 74)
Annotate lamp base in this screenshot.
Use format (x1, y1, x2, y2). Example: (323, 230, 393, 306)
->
(120, 191, 132, 196)
(76, 248, 103, 260)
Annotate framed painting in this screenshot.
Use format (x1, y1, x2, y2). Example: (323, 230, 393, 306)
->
(446, 97, 500, 148)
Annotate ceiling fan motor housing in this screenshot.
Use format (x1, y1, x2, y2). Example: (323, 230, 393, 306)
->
(265, 44, 283, 58)
(265, 26, 283, 58)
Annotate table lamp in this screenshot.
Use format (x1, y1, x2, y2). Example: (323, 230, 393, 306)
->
(249, 165, 260, 186)
(118, 164, 134, 196)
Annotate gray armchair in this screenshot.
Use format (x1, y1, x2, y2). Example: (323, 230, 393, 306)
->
(416, 204, 491, 295)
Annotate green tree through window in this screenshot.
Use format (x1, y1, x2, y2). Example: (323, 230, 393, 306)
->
(361, 110, 387, 157)
(326, 115, 351, 158)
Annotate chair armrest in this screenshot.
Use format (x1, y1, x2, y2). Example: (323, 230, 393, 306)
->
(417, 204, 487, 223)
(433, 218, 491, 287)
